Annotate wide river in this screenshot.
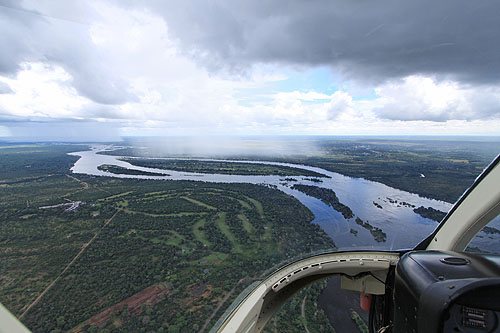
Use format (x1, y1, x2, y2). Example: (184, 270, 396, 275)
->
(69, 145, 453, 251)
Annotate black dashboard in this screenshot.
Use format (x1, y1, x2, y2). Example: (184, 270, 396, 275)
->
(388, 250, 500, 332)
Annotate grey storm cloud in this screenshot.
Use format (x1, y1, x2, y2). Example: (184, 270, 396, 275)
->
(0, 0, 136, 105)
(129, 0, 500, 85)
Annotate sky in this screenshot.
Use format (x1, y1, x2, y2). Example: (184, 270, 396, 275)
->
(0, 0, 500, 140)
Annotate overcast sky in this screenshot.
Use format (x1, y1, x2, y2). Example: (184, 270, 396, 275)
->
(1, 0, 500, 140)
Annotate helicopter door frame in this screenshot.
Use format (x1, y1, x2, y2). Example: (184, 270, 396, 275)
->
(422, 154, 500, 252)
(216, 251, 399, 333)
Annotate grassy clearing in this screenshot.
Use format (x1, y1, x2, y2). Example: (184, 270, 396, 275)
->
(238, 214, 254, 233)
(193, 218, 210, 246)
(182, 196, 217, 210)
(124, 209, 206, 218)
(147, 230, 187, 248)
(140, 193, 176, 201)
(244, 196, 264, 217)
(262, 224, 272, 241)
(215, 212, 242, 252)
(236, 199, 252, 210)
(98, 191, 133, 201)
(194, 252, 229, 264)
(115, 200, 128, 208)
(164, 230, 186, 247)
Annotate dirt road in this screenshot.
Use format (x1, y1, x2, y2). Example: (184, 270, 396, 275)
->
(199, 285, 238, 333)
(66, 174, 89, 190)
(20, 209, 121, 319)
(301, 294, 310, 333)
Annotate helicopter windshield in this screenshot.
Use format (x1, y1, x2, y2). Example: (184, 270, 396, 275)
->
(0, 1, 499, 333)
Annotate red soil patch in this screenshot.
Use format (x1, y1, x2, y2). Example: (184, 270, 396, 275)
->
(177, 284, 214, 312)
(88, 283, 170, 328)
(189, 282, 207, 298)
(200, 285, 213, 299)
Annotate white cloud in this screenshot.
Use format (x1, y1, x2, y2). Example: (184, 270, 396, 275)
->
(0, 63, 89, 119)
(372, 76, 500, 121)
(326, 91, 354, 120)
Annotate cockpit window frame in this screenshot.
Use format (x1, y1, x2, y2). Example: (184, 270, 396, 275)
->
(417, 154, 500, 251)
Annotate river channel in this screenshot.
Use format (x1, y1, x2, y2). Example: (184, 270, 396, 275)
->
(69, 145, 453, 251)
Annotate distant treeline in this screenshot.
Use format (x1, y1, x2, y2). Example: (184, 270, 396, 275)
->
(355, 217, 386, 243)
(413, 206, 447, 222)
(122, 158, 328, 178)
(291, 184, 354, 219)
(97, 164, 168, 176)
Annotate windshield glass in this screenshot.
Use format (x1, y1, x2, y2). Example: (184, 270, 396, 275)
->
(466, 213, 500, 255)
(0, 1, 499, 332)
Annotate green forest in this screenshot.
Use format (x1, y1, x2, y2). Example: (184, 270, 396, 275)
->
(0, 144, 335, 332)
